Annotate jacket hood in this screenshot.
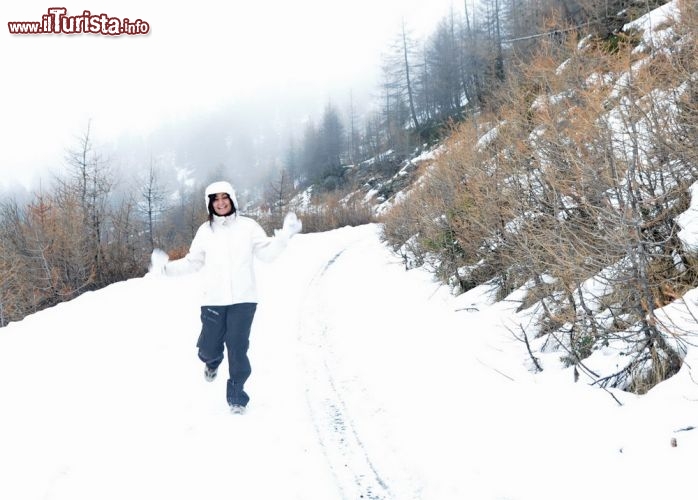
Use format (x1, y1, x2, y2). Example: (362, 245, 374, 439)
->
(205, 181, 238, 213)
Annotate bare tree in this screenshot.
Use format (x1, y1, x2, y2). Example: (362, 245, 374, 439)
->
(401, 20, 421, 130)
(61, 120, 114, 284)
(139, 158, 169, 251)
(103, 194, 145, 281)
(265, 167, 294, 228)
(347, 91, 363, 165)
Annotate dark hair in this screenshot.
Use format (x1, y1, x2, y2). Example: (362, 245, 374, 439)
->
(208, 193, 236, 225)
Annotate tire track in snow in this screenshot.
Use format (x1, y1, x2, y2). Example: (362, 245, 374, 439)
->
(298, 246, 392, 500)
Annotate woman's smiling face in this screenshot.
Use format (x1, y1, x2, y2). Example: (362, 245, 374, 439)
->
(212, 193, 232, 216)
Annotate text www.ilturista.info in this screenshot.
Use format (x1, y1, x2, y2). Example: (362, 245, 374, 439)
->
(8, 8, 149, 36)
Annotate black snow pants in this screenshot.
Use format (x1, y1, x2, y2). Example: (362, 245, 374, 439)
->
(197, 303, 257, 407)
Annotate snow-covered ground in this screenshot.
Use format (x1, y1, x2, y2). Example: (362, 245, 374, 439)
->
(1, 223, 696, 499)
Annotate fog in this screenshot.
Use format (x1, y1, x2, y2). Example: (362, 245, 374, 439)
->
(1, 0, 456, 197)
(107, 83, 376, 199)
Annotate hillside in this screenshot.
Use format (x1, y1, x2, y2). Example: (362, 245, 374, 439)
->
(363, 0, 698, 394)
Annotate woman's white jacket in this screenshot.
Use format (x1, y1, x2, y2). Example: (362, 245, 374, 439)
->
(164, 214, 288, 306)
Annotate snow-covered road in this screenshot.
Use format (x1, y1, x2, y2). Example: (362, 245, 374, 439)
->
(1, 224, 696, 500)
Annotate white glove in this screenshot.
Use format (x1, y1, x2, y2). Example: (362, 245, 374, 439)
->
(148, 248, 169, 276)
(281, 212, 302, 238)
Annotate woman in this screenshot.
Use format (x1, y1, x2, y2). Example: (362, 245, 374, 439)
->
(149, 180, 302, 414)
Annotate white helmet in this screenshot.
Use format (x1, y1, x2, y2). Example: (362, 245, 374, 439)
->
(205, 181, 238, 214)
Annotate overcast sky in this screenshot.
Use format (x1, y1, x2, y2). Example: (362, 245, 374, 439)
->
(1, 0, 456, 190)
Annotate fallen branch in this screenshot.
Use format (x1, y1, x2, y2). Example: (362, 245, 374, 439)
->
(519, 325, 543, 373)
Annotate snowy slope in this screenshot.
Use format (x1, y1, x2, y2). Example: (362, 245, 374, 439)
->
(1, 224, 696, 500)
